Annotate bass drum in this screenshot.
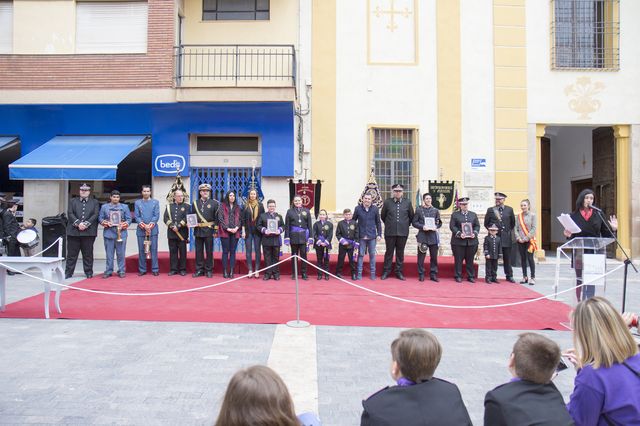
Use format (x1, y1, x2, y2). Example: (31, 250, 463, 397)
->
(17, 228, 39, 248)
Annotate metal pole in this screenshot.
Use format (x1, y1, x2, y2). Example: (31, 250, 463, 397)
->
(622, 259, 630, 312)
(286, 255, 310, 328)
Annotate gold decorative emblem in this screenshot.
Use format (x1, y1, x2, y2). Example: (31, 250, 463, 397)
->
(180, 207, 185, 212)
(349, 224, 355, 230)
(564, 76, 605, 119)
(207, 204, 211, 209)
(374, 0, 412, 32)
(323, 225, 329, 231)
(302, 211, 307, 216)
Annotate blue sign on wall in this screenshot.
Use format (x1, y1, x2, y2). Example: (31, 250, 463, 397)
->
(471, 158, 487, 168)
(0, 102, 294, 177)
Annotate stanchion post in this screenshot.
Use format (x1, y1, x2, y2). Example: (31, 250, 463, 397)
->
(57, 237, 63, 258)
(286, 255, 310, 328)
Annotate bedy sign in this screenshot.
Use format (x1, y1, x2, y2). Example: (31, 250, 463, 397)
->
(155, 154, 186, 174)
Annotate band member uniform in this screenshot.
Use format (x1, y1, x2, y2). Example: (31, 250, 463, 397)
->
(164, 189, 190, 276)
(134, 185, 160, 276)
(192, 183, 219, 278)
(284, 195, 314, 280)
(412, 193, 442, 282)
(450, 197, 480, 283)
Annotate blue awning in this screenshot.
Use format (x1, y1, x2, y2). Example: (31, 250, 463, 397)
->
(9, 135, 149, 180)
(0, 136, 19, 152)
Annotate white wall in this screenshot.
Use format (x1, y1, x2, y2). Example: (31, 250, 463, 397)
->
(334, 0, 438, 207)
(548, 125, 595, 243)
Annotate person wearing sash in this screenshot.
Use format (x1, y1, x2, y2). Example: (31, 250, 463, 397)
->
(192, 183, 219, 278)
(242, 188, 265, 278)
(335, 208, 359, 280)
(284, 195, 314, 280)
(515, 199, 537, 285)
(99, 190, 131, 278)
(134, 185, 160, 277)
(163, 189, 190, 276)
(218, 190, 242, 279)
(450, 197, 480, 283)
(312, 209, 333, 281)
(412, 193, 442, 282)
(257, 199, 284, 281)
(66, 183, 100, 279)
(484, 192, 516, 283)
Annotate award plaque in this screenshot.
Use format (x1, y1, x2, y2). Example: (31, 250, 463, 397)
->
(109, 210, 121, 226)
(461, 222, 474, 238)
(424, 217, 436, 231)
(267, 218, 278, 234)
(186, 214, 198, 228)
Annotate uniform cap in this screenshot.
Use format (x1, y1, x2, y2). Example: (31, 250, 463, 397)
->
(488, 223, 499, 230)
(79, 183, 91, 190)
(392, 183, 404, 191)
(494, 192, 507, 199)
(198, 183, 212, 192)
(458, 197, 470, 204)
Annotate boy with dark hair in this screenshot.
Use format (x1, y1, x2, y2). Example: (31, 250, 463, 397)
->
(361, 329, 472, 426)
(484, 333, 573, 425)
(335, 208, 359, 280)
(484, 223, 501, 283)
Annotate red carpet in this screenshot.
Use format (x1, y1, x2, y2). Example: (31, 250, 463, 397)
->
(0, 265, 571, 330)
(126, 252, 477, 279)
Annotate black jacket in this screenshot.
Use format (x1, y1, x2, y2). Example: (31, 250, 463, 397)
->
(191, 198, 219, 238)
(66, 197, 100, 237)
(381, 197, 414, 237)
(484, 380, 574, 426)
(412, 206, 442, 246)
(361, 378, 472, 426)
(313, 220, 334, 248)
(483, 235, 502, 259)
(568, 209, 615, 238)
(335, 219, 359, 248)
(284, 207, 314, 244)
(163, 202, 191, 240)
(242, 202, 265, 236)
(1, 209, 20, 239)
(484, 205, 516, 247)
(257, 211, 284, 247)
(450, 210, 480, 246)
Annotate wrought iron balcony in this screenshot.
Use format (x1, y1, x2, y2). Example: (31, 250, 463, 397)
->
(174, 44, 296, 88)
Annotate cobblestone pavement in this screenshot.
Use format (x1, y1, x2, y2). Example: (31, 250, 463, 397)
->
(0, 257, 638, 425)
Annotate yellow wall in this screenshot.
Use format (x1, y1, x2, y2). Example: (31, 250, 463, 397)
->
(493, 0, 527, 201)
(182, 0, 298, 45)
(436, 0, 461, 183)
(13, 0, 75, 54)
(311, 0, 336, 211)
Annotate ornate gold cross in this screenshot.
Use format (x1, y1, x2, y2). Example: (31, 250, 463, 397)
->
(374, 0, 412, 32)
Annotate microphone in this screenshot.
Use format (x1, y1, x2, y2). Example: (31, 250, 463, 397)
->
(589, 205, 603, 212)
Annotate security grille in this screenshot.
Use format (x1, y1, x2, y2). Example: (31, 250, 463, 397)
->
(370, 128, 417, 202)
(189, 167, 261, 252)
(551, 0, 619, 69)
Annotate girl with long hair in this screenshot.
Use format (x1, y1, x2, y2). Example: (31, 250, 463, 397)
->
(514, 199, 537, 285)
(217, 190, 242, 278)
(241, 189, 265, 278)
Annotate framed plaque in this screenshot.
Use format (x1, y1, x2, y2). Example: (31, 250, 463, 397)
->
(186, 214, 198, 228)
(267, 218, 278, 234)
(424, 217, 436, 231)
(461, 222, 474, 238)
(109, 210, 121, 226)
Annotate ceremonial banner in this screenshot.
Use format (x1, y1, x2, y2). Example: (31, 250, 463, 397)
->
(428, 180, 455, 211)
(359, 167, 384, 209)
(295, 181, 315, 210)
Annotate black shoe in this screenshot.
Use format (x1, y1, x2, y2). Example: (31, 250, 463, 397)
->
(335, 273, 343, 279)
(223, 271, 228, 278)
(485, 278, 491, 284)
(274, 275, 280, 281)
(229, 273, 234, 279)
(493, 278, 500, 283)
(152, 272, 159, 276)
(381, 272, 389, 280)
(519, 277, 528, 284)
(192, 271, 204, 278)
(86, 273, 93, 279)
(455, 277, 462, 283)
(118, 272, 126, 278)
(506, 277, 516, 283)
(396, 273, 406, 281)
(65, 274, 73, 279)
(138, 272, 146, 276)
(317, 274, 323, 281)
(419, 274, 425, 282)
(324, 274, 329, 280)
(179, 271, 186, 276)
(262, 274, 271, 281)
(206, 272, 213, 278)
(301, 274, 308, 281)
(7, 271, 16, 276)
(168, 271, 178, 276)
(102, 273, 112, 279)
(468, 277, 475, 283)
(351, 273, 357, 280)
(430, 276, 439, 282)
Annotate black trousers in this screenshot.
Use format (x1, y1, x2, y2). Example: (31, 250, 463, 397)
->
(417, 244, 439, 277)
(452, 244, 477, 279)
(290, 243, 308, 275)
(517, 242, 535, 278)
(262, 245, 280, 277)
(336, 245, 356, 276)
(315, 246, 329, 276)
(486, 258, 498, 281)
(195, 236, 213, 273)
(383, 235, 408, 274)
(168, 238, 187, 273)
(502, 246, 513, 278)
(65, 235, 96, 277)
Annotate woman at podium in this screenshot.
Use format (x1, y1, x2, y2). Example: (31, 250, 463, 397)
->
(563, 189, 617, 301)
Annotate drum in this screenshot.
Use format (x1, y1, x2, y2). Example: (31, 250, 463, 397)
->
(17, 229, 39, 248)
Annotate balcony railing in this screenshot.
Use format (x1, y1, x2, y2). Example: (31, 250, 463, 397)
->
(174, 44, 296, 88)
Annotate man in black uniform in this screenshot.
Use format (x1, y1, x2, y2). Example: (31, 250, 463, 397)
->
(450, 197, 480, 283)
(335, 208, 359, 280)
(412, 193, 442, 282)
(164, 189, 190, 276)
(1, 197, 21, 271)
(484, 192, 516, 282)
(381, 183, 414, 281)
(284, 195, 314, 280)
(65, 183, 100, 279)
(257, 199, 284, 281)
(192, 183, 219, 278)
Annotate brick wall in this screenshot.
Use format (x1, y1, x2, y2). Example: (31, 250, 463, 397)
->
(0, 0, 175, 90)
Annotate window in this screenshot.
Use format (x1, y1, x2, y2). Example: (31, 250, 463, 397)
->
(203, 0, 269, 21)
(551, 0, 619, 69)
(76, 1, 148, 54)
(0, 1, 12, 54)
(369, 128, 417, 201)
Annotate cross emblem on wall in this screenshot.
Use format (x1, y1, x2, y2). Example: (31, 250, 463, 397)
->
(374, 0, 412, 32)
